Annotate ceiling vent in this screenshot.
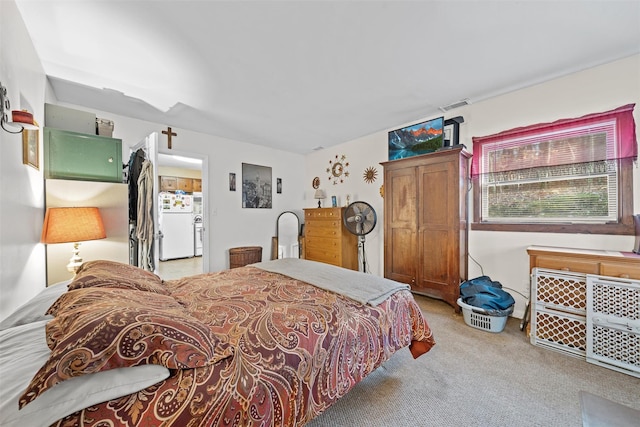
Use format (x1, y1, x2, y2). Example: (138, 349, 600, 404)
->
(439, 98, 471, 112)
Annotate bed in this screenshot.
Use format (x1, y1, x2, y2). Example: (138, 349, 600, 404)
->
(0, 258, 435, 427)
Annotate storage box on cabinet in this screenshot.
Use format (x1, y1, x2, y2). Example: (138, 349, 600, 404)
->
(44, 127, 122, 183)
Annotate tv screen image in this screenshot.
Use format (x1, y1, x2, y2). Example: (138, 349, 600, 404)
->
(388, 116, 444, 160)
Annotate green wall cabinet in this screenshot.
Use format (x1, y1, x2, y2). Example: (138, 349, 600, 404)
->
(44, 128, 122, 182)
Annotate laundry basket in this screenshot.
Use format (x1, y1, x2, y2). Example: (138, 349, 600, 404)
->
(229, 246, 262, 269)
(457, 298, 513, 333)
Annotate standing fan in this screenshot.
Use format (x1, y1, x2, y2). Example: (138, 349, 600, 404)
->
(343, 201, 377, 272)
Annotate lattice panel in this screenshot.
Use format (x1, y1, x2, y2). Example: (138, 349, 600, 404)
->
(590, 325, 640, 370)
(533, 269, 586, 314)
(587, 275, 640, 377)
(532, 309, 586, 356)
(591, 282, 640, 320)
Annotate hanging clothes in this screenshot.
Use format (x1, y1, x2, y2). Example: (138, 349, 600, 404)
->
(128, 149, 146, 222)
(136, 159, 154, 271)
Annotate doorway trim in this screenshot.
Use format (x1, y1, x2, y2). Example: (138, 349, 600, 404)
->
(158, 148, 209, 274)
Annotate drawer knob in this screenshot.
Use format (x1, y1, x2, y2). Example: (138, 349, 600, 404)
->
(108, 157, 113, 163)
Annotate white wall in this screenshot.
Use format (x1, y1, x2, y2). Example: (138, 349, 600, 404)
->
(0, 0, 48, 321)
(54, 105, 307, 273)
(306, 55, 640, 318)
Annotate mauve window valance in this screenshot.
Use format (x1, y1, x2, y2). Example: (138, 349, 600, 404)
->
(471, 104, 637, 177)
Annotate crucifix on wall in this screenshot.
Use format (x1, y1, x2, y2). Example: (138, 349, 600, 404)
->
(162, 126, 177, 149)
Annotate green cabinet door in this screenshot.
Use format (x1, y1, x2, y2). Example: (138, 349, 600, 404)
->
(44, 128, 123, 182)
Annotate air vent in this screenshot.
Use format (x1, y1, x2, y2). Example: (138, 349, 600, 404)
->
(439, 98, 471, 112)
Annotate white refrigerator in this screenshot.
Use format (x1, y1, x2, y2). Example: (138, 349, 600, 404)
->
(159, 193, 195, 260)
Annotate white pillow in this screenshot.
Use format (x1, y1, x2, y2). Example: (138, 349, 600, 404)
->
(0, 319, 170, 426)
(0, 281, 70, 331)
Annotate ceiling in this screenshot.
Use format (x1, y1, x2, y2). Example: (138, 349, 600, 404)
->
(15, 1, 640, 155)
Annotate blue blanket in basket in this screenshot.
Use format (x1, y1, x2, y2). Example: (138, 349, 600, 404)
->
(460, 276, 515, 313)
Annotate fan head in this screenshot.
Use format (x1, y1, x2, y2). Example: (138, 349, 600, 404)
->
(343, 201, 377, 236)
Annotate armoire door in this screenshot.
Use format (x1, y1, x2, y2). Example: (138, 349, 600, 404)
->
(384, 167, 417, 284)
(416, 159, 458, 302)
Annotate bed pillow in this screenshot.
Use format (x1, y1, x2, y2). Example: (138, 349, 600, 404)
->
(0, 319, 170, 426)
(0, 281, 70, 331)
(67, 260, 169, 295)
(21, 287, 232, 407)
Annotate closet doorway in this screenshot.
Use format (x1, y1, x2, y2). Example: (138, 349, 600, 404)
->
(156, 150, 208, 280)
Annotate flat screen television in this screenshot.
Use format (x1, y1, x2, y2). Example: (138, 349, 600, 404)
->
(388, 116, 444, 161)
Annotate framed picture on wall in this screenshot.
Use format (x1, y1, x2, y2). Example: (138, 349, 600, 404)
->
(443, 116, 464, 147)
(22, 129, 39, 170)
(242, 163, 272, 208)
(388, 116, 444, 160)
(229, 173, 236, 191)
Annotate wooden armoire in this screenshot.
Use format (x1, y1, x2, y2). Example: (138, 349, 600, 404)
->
(381, 147, 471, 311)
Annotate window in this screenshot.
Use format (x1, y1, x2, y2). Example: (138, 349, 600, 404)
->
(471, 104, 637, 234)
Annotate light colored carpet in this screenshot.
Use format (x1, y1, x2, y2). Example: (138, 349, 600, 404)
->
(306, 295, 640, 427)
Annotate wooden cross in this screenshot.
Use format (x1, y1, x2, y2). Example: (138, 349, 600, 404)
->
(162, 126, 177, 149)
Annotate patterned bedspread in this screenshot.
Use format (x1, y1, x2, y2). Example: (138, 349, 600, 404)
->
(51, 265, 435, 426)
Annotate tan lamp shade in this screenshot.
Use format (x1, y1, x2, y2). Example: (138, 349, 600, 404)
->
(41, 207, 106, 243)
(314, 189, 325, 208)
(41, 207, 106, 275)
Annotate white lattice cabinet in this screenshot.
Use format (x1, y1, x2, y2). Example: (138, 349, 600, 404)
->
(531, 268, 587, 357)
(586, 275, 640, 377)
(528, 246, 640, 378)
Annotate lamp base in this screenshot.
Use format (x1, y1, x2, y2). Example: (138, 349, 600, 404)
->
(317, 200, 321, 208)
(66, 242, 83, 275)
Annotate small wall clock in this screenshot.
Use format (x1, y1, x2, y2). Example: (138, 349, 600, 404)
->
(327, 154, 349, 185)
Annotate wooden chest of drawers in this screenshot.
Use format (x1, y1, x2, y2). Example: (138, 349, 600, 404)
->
(303, 208, 358, 270)
(527, 246, 640, 279)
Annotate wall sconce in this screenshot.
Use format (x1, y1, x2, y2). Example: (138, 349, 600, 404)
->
(0, 81, 39, 134)
(41, 207, 107, 275)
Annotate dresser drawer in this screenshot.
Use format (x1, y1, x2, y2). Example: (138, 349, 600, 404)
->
(534, 255, 599, 275)
(305, 246, 342, 266)
(600, 262, 640, 280)
(305, 208, 342, 220)
(305, 236, 339, 251)
(305, 222, 341, 238)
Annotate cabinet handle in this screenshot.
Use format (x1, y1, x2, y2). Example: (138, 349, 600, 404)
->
(560, 267, 570, 271)
(619, 274, 630, 279)
(108, 157, 113, 163)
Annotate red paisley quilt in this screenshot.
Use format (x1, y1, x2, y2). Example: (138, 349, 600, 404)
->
(49, 265, 435, 427)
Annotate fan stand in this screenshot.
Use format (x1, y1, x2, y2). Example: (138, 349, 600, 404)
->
(358, 235, 367, 273)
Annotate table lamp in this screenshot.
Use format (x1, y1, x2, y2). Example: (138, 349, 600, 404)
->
(41, 207, 106, 275)
(314, 189, 326, 208)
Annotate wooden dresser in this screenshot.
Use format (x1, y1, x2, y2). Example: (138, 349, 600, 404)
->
(303, 208, 358, 270)
(527, 246, 640, 279)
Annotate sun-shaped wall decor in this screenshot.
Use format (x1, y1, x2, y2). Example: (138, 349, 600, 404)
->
(326, 154, 349, 185)
(363, 166, 378, 184)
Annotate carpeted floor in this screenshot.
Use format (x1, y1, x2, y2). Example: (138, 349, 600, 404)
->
(306, 295, 640, 427)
